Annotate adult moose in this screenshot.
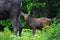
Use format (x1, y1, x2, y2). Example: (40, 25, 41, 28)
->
(0, 0, 22, 36)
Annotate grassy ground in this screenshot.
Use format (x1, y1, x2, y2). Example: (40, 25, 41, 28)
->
(0, 22, 60, 40)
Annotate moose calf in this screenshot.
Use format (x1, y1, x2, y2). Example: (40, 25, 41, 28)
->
(21, 12, 51, 36)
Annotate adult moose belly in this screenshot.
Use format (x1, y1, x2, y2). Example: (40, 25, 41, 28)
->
(0, 0, 12, 20)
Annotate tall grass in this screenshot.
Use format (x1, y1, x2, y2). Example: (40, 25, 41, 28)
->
(0, 22, 60, 40)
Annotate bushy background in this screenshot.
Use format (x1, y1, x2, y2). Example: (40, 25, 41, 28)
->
(0, 18, 60, 40)
(0, 23, 60, 40)
(0, 0, 60, 40)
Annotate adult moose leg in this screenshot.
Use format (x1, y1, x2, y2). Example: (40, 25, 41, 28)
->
(17, 13, 23, 36)
(11, 18, 18, 36)
(10, 6, 22, 36)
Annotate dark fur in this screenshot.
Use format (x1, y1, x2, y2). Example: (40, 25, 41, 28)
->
(22, 13, 51, 36)
(0, 0, 22, 36)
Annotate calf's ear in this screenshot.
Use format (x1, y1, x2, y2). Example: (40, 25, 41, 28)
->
(21, 11, 24, 15)
(28, 11, 30, 15)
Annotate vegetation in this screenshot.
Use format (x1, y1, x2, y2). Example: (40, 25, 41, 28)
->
(0, 22, 60, 40)
(0, 0, 60, 40)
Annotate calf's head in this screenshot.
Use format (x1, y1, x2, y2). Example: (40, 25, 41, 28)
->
(21, 12, 30, 20)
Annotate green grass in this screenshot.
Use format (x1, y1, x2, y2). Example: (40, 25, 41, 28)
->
(0, 22, 60, 40)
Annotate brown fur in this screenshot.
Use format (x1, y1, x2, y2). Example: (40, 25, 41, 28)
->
(22, 13, 51, 36)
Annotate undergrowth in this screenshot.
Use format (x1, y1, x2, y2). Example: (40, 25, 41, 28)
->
(0, 22, 60, 40)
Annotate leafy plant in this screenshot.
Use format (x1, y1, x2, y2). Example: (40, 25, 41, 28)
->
(0, 22, 60, 40)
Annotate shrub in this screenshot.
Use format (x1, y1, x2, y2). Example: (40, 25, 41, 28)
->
(0, 22, 60, 40)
